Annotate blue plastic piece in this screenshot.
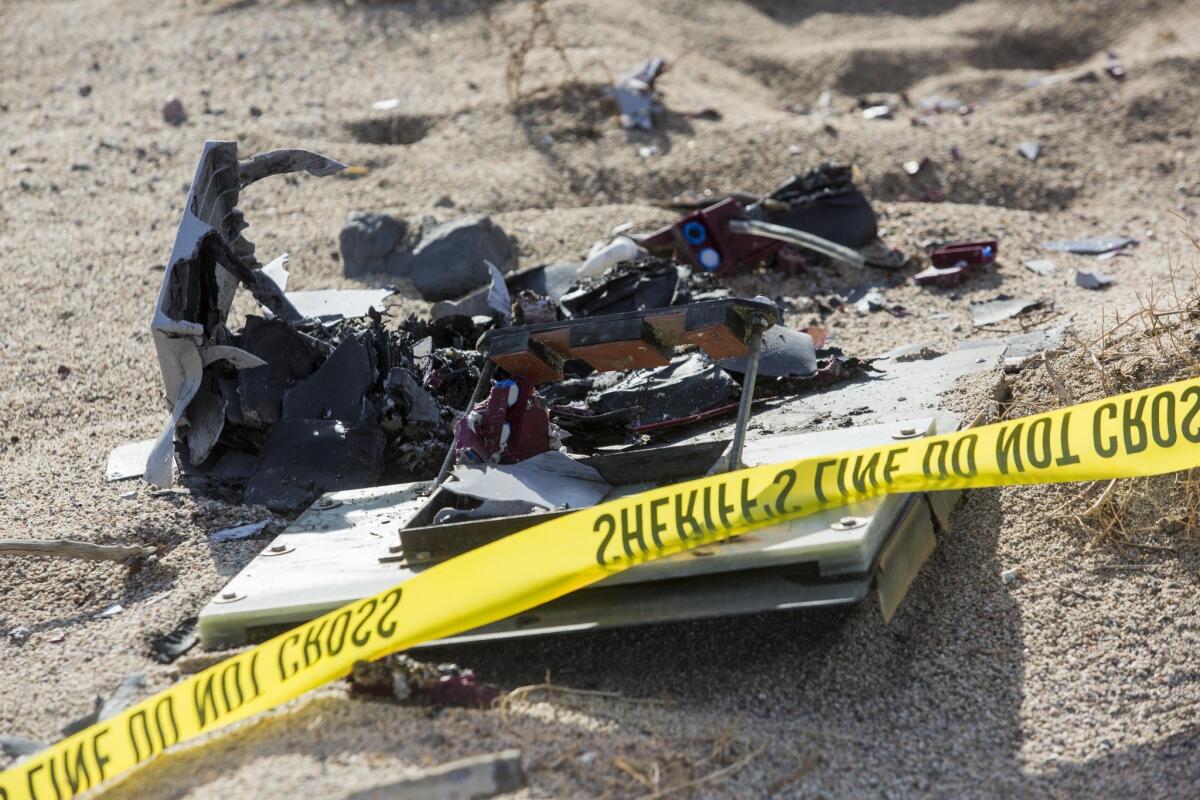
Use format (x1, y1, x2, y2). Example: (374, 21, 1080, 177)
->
(699, 247, 721, 271)
(682, 220, 707, 245)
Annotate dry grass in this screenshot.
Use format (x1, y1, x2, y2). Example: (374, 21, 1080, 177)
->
(1006, 228, 1200, 548)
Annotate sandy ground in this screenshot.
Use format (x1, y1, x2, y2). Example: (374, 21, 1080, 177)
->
(3, 0, 1200, 796)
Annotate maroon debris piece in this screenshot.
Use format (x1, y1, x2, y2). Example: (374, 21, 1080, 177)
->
(424, 670, 501, 709)
(930, 239, 997, 269)
(638, 198, 780, 276)
(454, 375, 549, 464)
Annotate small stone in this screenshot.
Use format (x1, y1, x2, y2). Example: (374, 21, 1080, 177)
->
(249, 105, 263, 117)
(1157, 517, 1186, 535)
(161, 97, 187, 126)
(9, 626, 31, 644)
(1001, 567, 1022, 585)
(1019, 141, 1041, 161)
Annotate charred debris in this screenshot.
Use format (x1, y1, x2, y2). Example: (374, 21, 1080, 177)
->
(119, 140, 910, 516)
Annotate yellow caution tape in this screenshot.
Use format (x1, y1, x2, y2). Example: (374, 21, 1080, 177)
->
(6, 376, 1200, 799)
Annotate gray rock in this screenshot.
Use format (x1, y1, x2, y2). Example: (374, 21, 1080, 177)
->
(340, 212, 411, 278)
(340, 213, 513, 300)
(407, 215, 515, 300)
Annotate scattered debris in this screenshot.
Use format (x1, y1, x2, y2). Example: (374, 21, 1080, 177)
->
(913, 264, 966, 287)
(719, 326, 816, 379)
(149, 617, 199, 663)
(431, 261, 511, 321)
(372, 98, 401, 112)
(970, 296, 1041, 327)
(454, 376, 551, 465)
(98, 673, 145, 722)
(0, 539, 155, 563)
(579, 353, 742, 428)
(919, 96, 965, 114)
(209, 519, 273, 543)
(0, 736, 45, 760)
(561, 257, 714, 317)
(8, 626, 31, 644)
(512, 291, 559, 325)
(855, 288, 886, 314)
(1024, 258, 1056, 276)
(106, 439, 156, 481)
(751, 164, 882, 250)
(128, 142, 493, 512)
(445, 450, 610, 511)
(915, 239, 997, 287)
(862, 104, 892, 120)
(1043, 236, 1137, 255)
(613, 57, 666, 130)
(345, 750, 525, 800)
(1075, 268, 1114, 290)
(94, 603, 124, 619)
(988, 324, 1071, 366)
(351, 653, 501, 708)
(1018, 141, 1041, 161)
(933, 239, 997, 269)
(579, 235, 646, 278)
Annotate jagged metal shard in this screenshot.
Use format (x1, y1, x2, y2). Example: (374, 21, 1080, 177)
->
(146, 141, 346, 486)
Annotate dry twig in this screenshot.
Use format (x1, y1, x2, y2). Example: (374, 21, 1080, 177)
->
(1041, 349, 1074, 405)
(498, 672, 669, 718)
(636, 744, 766, 800)
(0, 539, 155, 563)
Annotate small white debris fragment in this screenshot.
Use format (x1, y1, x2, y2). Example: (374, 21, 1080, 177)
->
(9, 626, 31, 644)
(95, 604, 123, 619)
(1024, 259, 1056, 276)
(1018, 141, 1041, 161)
(903, 159, 922, 175)
(862, 105, 892, 120)
(579, 751, 598, 766)
(119, 490, 137, 501)
(638, 144, 659, 158)
(1001, 567, 1022, 585)
(372, 98, 401, 112)
(210, 519, 272, 543)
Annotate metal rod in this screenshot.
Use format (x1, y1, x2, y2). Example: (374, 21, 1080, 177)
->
(434, 358, 497, 485)
(728, 218, 867, 270)
(726, 317, 767, 472)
